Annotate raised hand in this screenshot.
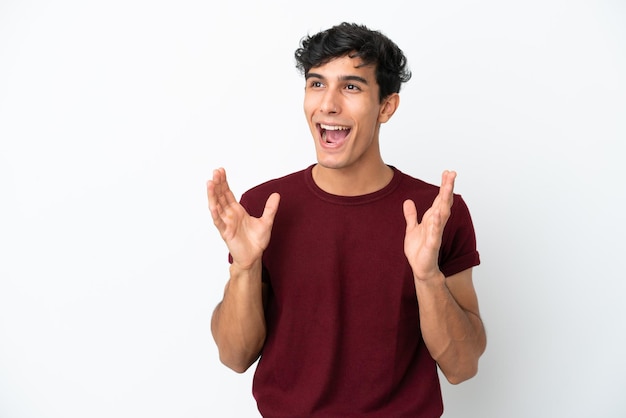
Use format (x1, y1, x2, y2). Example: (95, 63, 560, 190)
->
(403, 170, 456, 282)
(207, 168, 280, 270)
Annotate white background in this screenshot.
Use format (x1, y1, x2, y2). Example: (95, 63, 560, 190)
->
(1, 0, 625, 417)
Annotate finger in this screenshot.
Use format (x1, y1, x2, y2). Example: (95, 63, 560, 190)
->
(261, 193, 281, 223)
(439, 170, 456, 206)
(207, 177, 219, 211)
(207, 180, 227, 230)
(207, 169, 226, 211)
(424, 170, 457, 233)
(402, 199, 418, 229)
(209, 167, 225, 194)
(429, 170, 456, 217)
(213, 168, 237, 207)
(207, 168, 235, 222)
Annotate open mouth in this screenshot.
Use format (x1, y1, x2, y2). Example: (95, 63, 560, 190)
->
(319, 123, 351, 144)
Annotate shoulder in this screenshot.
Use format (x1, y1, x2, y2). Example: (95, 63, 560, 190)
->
(396, 167, 470, 204)
(394, 167, 439, 193)
(239, 166, 311, 214)
(393, 167, 443, 209)
(393, 168, 474, 227)
(243, 167, 309, 196)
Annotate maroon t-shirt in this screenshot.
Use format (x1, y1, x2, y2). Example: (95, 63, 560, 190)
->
(238, 165, 480, 417)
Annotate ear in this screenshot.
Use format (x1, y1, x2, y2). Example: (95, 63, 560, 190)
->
(378, 93, 400, 124)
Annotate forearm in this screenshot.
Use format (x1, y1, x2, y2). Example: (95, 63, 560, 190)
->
(415, 272, 486, 384)
(211, 260, 266, 373)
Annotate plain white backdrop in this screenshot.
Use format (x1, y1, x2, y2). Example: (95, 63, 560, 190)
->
(1, 0, 625, 417)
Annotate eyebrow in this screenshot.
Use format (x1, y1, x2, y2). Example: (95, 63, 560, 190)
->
(305, 72, 369, 85)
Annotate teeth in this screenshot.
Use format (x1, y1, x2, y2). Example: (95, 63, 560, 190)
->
(320, 124, 349, 131)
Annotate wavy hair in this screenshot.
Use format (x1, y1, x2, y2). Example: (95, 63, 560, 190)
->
(294, 22, 412, 102)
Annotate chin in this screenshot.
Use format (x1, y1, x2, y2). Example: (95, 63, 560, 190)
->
(315, 158, 347, 171)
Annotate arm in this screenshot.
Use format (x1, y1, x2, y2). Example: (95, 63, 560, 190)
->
(207, 168, 280, 373)
(413, 268, 486, 384)
(403, 171, 486, 384)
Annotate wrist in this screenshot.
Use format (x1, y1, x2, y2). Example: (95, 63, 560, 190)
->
(413, 270, 445, 287)
(230, 258, 263, 278)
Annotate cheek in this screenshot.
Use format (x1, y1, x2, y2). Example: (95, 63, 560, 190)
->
(303, 101, 317, 121)
(303, 92, 318, 111)
(357, 109, 381, 132)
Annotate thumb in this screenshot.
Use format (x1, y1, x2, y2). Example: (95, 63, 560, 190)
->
(402, 199, 418, 228)
(261, 193, 281, 223)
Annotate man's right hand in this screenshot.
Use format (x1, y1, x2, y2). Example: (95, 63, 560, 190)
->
(207, 168, 281, 270)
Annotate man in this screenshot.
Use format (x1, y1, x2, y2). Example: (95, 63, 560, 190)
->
(207, 22, 486, 417)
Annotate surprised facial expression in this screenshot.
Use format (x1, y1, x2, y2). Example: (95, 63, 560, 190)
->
(303, 55, 395, 173)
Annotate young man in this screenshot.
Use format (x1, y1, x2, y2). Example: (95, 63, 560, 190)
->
(207, 22, 486, 417)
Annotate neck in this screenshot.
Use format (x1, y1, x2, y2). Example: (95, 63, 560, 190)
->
(312, 160, 393, 196)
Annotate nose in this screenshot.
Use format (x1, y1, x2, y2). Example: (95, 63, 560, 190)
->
(320, 90, 339, 114)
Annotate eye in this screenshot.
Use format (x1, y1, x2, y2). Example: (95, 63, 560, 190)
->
(309, 80, 324, 88)
(345, 84, 361, 91)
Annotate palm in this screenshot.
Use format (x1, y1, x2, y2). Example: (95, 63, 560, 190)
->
(403, 171, 456, 281)
(207, 168, 280, 269)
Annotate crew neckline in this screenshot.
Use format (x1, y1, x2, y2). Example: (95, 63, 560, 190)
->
(303, 164, 403, 205)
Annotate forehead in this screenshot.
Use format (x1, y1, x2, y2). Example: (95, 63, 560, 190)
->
(309, 55, 376, 79)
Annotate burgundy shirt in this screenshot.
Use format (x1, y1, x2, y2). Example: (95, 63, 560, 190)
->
(238, 165, 480, 417)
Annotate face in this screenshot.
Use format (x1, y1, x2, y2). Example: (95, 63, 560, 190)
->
(303, 55, 397, 173)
